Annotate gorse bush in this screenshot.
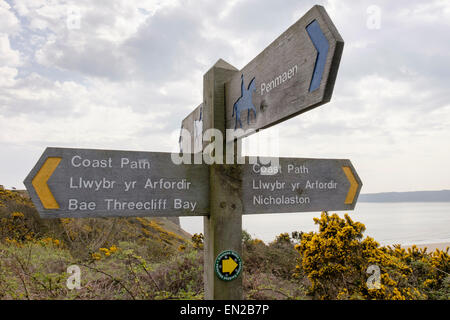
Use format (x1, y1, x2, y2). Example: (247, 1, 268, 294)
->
(0, 186, 188, 257)
(295, 212, 449, 300)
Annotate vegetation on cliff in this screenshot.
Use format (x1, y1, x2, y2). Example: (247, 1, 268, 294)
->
(0, 186, 448, 300)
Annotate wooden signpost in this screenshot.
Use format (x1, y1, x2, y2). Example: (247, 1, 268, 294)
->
(24, 5, 361, 301)
(23, 148, 209, 219)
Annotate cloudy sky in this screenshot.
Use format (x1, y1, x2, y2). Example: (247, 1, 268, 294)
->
(0, 0, 449, 193)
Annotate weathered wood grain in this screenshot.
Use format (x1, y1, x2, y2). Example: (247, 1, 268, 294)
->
(24, 147, 210, 218)
(225, 5, 344, 141)
(242, 157, 362, 214)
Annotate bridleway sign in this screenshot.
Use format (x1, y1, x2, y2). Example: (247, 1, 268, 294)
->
(224, 5, 344, 140)
(24, 148, 209, 219)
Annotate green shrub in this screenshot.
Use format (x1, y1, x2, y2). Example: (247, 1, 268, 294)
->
(295, 212, 449, 300)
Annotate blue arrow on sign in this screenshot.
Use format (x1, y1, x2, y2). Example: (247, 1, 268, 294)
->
(306, 20, 330, 92)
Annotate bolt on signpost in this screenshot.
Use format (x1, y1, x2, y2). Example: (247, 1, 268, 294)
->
(24, 5, 362, 301)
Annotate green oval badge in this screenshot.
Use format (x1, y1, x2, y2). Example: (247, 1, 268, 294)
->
(214, 250, 242, 281)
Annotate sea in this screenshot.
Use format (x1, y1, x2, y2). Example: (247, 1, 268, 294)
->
(180, 202, 450, 246)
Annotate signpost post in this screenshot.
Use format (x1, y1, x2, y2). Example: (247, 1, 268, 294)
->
(24, 5, 361, 301)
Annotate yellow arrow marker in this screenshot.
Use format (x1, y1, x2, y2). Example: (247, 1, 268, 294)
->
(222, 257, 238, 274)
(342, 166, 358, 205)
(32, 157, 62, 209)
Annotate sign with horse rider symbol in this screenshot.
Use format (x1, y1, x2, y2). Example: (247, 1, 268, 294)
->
(214, 250, 242, 281)
(224, 5, 344, 141)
